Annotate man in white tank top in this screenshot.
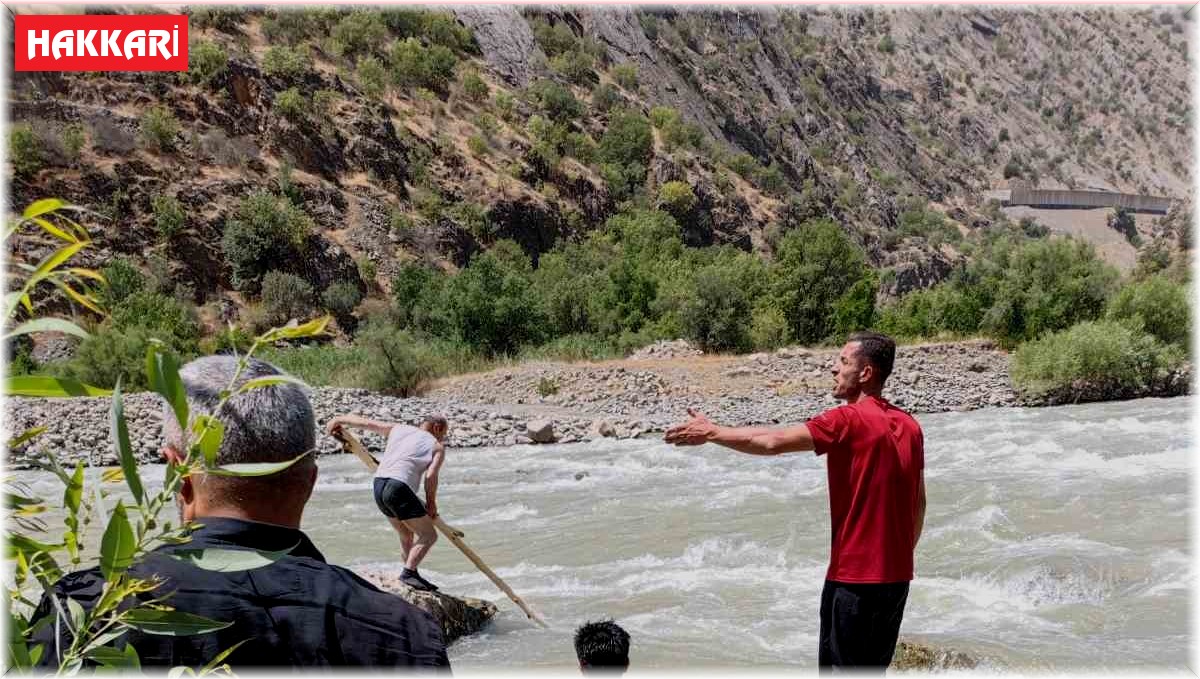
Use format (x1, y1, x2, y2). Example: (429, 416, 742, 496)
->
(326, 413, 448, 591)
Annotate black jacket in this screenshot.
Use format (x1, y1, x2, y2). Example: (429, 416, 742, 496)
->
(32, 517, 450, 669)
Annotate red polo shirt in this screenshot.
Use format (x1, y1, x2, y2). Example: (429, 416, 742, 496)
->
(807, 396, 924, 583)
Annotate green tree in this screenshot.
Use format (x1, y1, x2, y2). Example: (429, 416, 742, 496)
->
(442, 241, 545, 355)
(769, 219, 871, 344)
(1106, 274, 1190, 346)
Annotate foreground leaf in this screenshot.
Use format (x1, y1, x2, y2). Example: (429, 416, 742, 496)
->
(5, 375, 110, 397)
(99, 502, 136, 581)
(8, 426, 46, 448)
(233, 374, 310, 395)
(204, 452, 310, 477)
(122, 609, 232, 636)
(147, 346, 188, 433)
(3, 317, 89, 341)
(258, 316, 331, 343)
(111, 380, 145, 505)
(166, 545, 295, 573)
(191, 416, 225, 468)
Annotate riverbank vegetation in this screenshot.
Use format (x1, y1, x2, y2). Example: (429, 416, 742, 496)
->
(18, 198, 1189, 400)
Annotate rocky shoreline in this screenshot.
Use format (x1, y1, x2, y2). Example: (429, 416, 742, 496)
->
(5, 340, 1189, 468)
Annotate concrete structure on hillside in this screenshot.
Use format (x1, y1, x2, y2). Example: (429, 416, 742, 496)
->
(1002, 188, 1173, 214)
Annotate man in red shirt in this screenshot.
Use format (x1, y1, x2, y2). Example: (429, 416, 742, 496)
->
(665, 331, 926, 671)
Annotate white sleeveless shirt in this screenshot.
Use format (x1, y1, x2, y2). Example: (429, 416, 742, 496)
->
(374, 424, 436, 494)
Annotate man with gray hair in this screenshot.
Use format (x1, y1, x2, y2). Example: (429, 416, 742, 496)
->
(33, 356, 450, 668)
(326, 412, 448, 592)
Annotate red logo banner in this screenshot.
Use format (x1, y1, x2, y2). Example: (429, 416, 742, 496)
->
(14, 14, 189, 72)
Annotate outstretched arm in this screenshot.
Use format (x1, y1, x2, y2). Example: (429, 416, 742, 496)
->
(665, 408, 815, 456)
(423, 444, 445, 518)
(325, 414, 395, 438)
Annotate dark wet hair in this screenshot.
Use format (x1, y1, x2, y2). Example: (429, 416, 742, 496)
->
(574, 620, 630, 672)
(848, 331, 896, 383)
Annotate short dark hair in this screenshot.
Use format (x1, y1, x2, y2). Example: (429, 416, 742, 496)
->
(848, 331, 896, 383)
(421, 414, 448, 429)
(574, 620, 629, 672)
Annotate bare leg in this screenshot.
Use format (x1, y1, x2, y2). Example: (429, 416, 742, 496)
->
(387, 517, 413, 562)
(400, 515, 438, 571)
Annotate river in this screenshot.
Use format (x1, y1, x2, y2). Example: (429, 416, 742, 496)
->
(11, 397, 1192, 670)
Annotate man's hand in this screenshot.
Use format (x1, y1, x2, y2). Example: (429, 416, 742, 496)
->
(426, 500, 439, 520)
(324, 418, 344, 438)
(664, 408, 719, 446)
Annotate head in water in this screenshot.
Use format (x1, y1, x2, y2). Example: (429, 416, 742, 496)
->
(420, 414, 449, 442)
(575, 619, 630, 674)
(161, 355, 317, 527)
(832, 331, 896, 401)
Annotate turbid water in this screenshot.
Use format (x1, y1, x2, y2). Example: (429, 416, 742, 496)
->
(12, 397, 1191, 670)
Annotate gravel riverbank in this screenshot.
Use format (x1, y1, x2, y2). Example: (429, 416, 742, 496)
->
(6, 340, 1011, 468)
(4, 339, 1184, 468)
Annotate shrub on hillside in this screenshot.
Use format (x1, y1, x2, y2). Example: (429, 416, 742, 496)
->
(221, 191, 313, 291)
(1106, 274, 1190, 347)
(419, 11, 474, 52)
(262, 45, 313, 80)
(550, 50, 594, 85)
(190, 39, 228, 84)
(9, 124, 42, 177)
(531, 18, 577, 56)
(329, 11, 388, 58)
(151, 194, 186, 240)
(389, 38, 457, 92)
(261, 8, 334, 43)
(1012, 320, 1184, 399)
(100, 257, 146, 306)
(461, 70, 489, 102)
(598, 108, 653, 199)
(322, 280, 363, 319)
(189, 6, 244, 32)
(356, 56, 388, 98)
(274, 87, 309, 122)
(59, 124, 87, 164)
(260, 270, 316, 326)
(528, 80, 584, 122)
(591, 83, 621, 113)
(657, 181, 697, 221)
(611, 62, 639, 89)
(1107, 207, 1140, 246)
(139, 106, 180, 152)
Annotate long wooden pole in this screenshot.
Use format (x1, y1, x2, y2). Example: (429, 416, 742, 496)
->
(332, 429, 548, 628)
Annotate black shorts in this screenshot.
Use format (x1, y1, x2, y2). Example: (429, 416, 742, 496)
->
(373, 478, 427, 521)
(818, 579, 910, 672)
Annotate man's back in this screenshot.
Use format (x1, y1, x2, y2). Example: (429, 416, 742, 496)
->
(807, 396, 924, 583)
(33, 518, 449, 668)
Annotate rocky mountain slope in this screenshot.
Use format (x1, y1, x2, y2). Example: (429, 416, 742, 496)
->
(6, 6, 1192, 332)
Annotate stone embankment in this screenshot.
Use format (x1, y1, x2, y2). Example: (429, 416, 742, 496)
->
(7, 340, 1017, 468)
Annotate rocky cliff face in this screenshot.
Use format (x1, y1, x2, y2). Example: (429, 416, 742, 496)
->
(6, 6, 1192, 323)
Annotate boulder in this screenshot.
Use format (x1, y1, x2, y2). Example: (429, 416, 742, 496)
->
(890, 640, 979, 671)
(525, 419, 556, 443)
(590, 419, 617, 438)
(356, 567, 498, 644)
